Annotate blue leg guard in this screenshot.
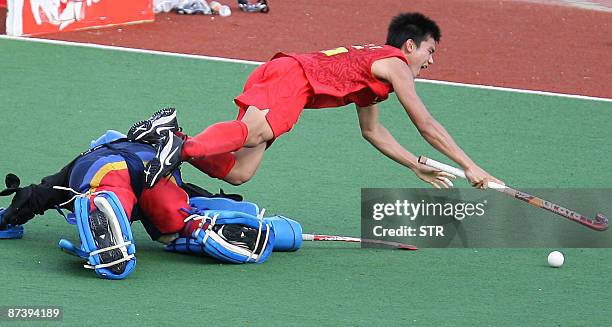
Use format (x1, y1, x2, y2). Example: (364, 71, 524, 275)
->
(263, 216, 302, 252)
(0, 208, 24, 239)
(166, 209, 275, 264)
(167, 197, 304, 262)
(58, 192, 136, 280)
(189, 196, 260, 216)
(190, 197, 303, 251)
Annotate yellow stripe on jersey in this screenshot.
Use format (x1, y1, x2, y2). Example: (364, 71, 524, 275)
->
(89, 161, 128, 193)
(88, 161, 179, 193)
(321, 47, 348, 56)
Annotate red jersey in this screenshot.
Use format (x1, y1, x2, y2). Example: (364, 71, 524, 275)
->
(273, 44, 408, 108)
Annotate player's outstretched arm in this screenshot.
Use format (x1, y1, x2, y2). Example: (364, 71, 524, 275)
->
(356, 104, 455, 188)
(371, 57, 501, 189)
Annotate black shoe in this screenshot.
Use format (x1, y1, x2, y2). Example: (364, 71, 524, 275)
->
(215, 224, 258, 250)
(144, 132, 184, 188)
(127, 108, 179, 144)
(215, 224, 267, 254)
(89, 209, 126, 274)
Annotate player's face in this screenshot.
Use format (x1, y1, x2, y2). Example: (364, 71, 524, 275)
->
(405, 37, 436, 77)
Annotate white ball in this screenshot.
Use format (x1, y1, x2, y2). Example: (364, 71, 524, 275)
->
(547, 251, 564, 268)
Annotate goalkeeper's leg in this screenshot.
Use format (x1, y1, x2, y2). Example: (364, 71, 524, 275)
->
(138, 175, 191, 235)
(66, 164, 138, 279)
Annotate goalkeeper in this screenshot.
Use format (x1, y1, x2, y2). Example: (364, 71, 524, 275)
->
(0, 113, 296, 279)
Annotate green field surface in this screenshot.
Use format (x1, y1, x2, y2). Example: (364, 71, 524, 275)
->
(1, 39, 610, 326)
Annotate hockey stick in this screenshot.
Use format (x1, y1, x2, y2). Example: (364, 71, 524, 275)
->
(302, 234, 418, 250)
(418, 156, 609, 231)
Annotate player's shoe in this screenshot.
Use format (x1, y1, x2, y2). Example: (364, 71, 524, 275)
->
(127, 108, 179, 144)
(89, 209, 126, 274)
(215, 224, 258, 250)
(176, 0, 212, 15)
(238, 0, 269, 13)
(144, 131, 184, 188)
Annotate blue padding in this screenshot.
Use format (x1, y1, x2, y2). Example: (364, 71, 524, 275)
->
(264, 216, 303, 251)
(90, 130, 127, 149)
(0, 208, 24, 239)
(165, 209, 275, 264)
(65, 213, 77, 225)
(0, 226, 24, 239)
(70, 192, 137, 280)
(58, 239, 88, 259)
(189, 197, 260, 216)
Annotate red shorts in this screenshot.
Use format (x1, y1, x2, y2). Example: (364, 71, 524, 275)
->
(234, 57, 313, 139)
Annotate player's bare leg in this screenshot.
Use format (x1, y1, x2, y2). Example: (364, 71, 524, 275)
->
(222, 106, 273, 184)
(182, 106, 272, 157)
(240, 106, 275, 147)
(185, 106, 274, 184)
(223, 143, 267, 185)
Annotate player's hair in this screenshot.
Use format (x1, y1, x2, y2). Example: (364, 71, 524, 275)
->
(386, 13, 441, 49)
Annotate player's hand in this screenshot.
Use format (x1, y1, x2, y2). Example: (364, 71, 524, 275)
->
(414, 165, 456, 189)
(464, 165, 504, 189)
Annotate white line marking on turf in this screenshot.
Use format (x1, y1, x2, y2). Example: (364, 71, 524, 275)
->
(414, 79, 612, 103)
(1, 35, 611, 104)
(0, 35, 262, 66)
(518, 0, 612, 12)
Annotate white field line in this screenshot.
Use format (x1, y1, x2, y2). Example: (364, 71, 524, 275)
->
(413, 79, 612, 103)
(516, 0, 612, 12)
(0, 35, 262, 65)
(1, 34, 611, 104)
